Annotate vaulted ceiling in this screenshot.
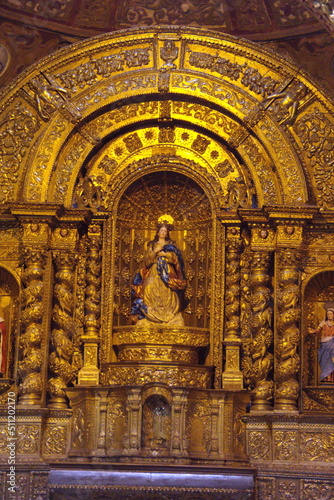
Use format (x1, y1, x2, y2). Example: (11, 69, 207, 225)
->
(1, 0, 334, 92)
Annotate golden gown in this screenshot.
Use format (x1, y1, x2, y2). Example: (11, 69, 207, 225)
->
(132, 241, 187, 327)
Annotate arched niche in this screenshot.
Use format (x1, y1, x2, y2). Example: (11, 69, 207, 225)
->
(303, 270, 334, 387)
(99, 165, 224, 387)
(142, 394, 172, 453)
(112, 170, 212, 330)
(0, 266, 19, 382)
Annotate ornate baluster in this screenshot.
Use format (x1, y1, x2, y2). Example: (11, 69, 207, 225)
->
(249, 252, 274, 411)
(48, 252, 78, 408)
(275, 250, 301, 411)
(18, 248, 46, 405)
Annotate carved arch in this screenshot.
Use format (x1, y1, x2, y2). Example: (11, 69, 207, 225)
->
(2, 27, 333, 209)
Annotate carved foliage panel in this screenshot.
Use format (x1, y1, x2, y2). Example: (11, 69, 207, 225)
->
(106, 390, 128, 453)
(185, 392, 211, 455)
(43, 425, 68, 456)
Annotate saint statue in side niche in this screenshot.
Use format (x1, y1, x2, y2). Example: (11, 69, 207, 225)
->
(131, 217, 187, 327)
(309, 305, 334, 382)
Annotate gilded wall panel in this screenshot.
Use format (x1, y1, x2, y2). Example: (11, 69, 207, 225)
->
(248, 431, 271, 460)
(276, 479, 299, 500)
(293, 105, 334, 208)
(0, 101, 42, 203)
(273, 431, 298, 461)
(300, 431, 334, 462)
(43, 425, 67, 456)
(301, 480, 334, 500)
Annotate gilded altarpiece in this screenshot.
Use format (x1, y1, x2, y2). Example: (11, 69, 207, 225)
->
(1, 25, 334, 500)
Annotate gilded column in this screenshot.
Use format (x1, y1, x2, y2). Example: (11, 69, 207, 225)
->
(18, 248, 47, 405)
(275, 250, 301, 411)
(240, 244, 253, 389)
(48, 251, 78, 408)
(248, 252, 274, 411)
(222, 228, 243, 390)
(78, 224, 101, 385)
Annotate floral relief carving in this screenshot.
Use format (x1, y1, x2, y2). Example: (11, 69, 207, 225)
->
(0, 103, 41, 203)
(300, 432, 334, 462)
(17, 425, 39, 454)
(294, 106, 334, 208)
(44, 425, 67, 455)
(274, 431, 297, 460)
(55, 48, 151, 94)
(248, 431, 270, 460)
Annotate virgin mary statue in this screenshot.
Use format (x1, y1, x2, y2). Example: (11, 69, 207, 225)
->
(131, 222, 187, 327)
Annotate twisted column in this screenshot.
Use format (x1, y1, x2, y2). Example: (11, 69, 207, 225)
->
(275, 250, 301, 411)
(48, 251, 78, 408)
(249, 252, 274, 411)
(18, 248, 46, 405)
(222, 230, 243, 390)
(240, 247, 253, 389)
(78, 227, 101, 385)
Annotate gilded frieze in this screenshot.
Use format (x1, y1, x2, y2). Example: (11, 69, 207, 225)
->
(184, 44, 280, 98)
(301, 480, 334, 499)
(55, 47, 152, 95)
(240, 137, 279, 205)
(26, 115, 69, 201)
(294, 105, 334, 208)
(113, 327, 209, 347)
(118, 347, 198, 364)
(74, 74, 158, 113)
(101, 365, 212, 388)
(171, 74, 253, 115)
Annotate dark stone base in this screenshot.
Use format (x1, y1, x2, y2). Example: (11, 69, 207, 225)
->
(49, 466, 255, 500)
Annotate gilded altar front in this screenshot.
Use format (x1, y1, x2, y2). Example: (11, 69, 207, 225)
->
(0, 26, 334, 500)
